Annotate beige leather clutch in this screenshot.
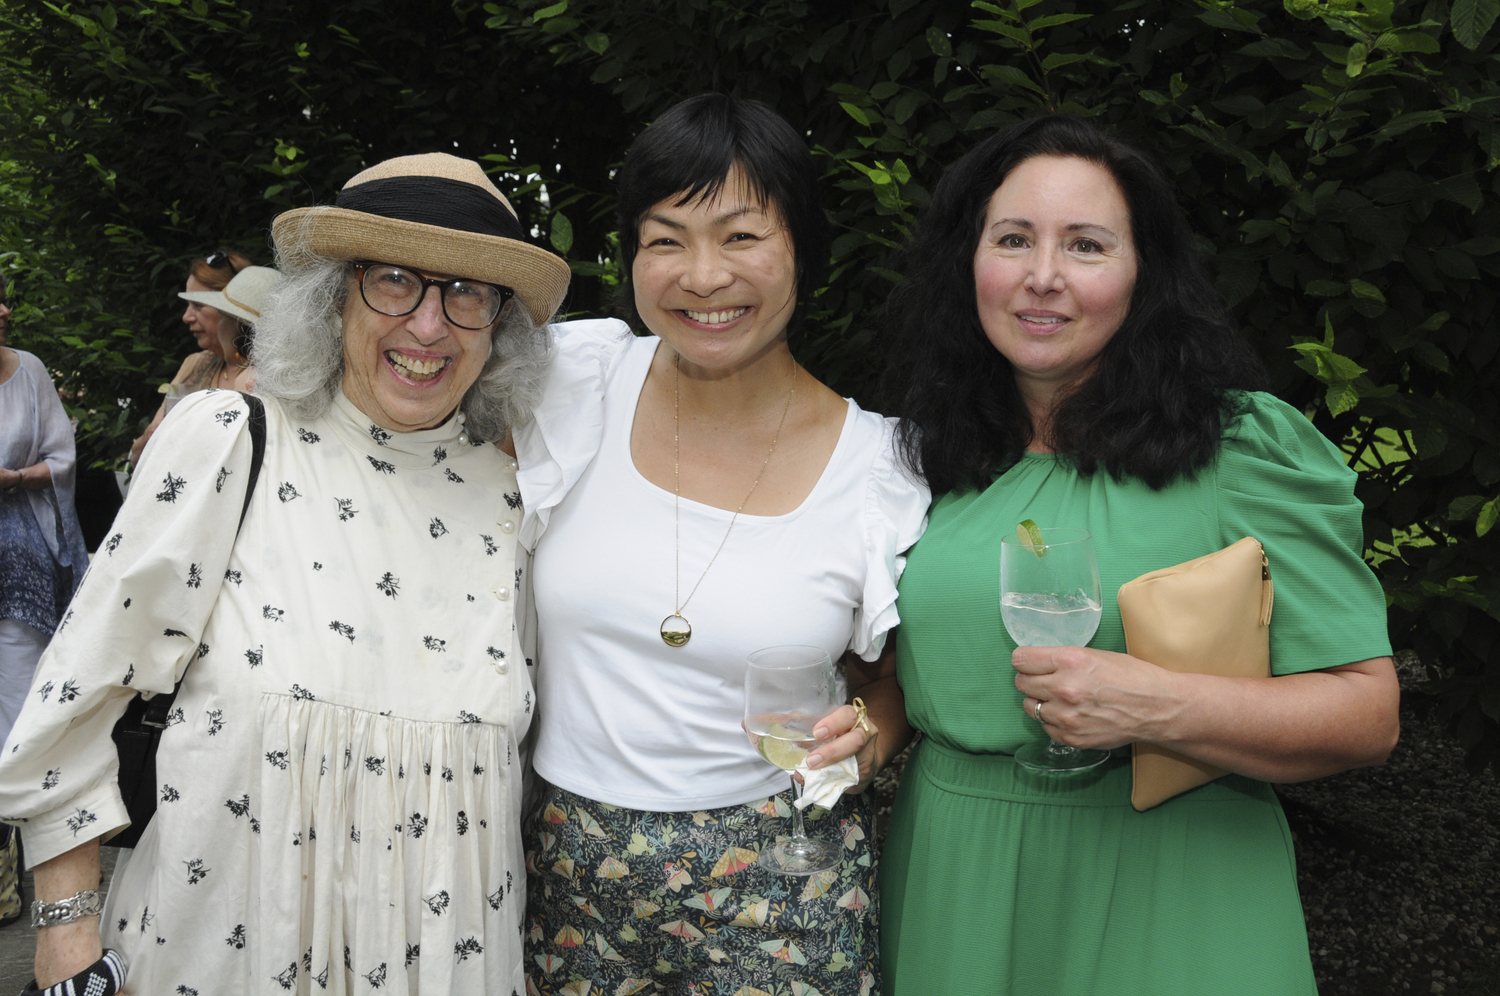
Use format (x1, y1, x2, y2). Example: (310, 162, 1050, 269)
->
(1117, 537, 1273, 812)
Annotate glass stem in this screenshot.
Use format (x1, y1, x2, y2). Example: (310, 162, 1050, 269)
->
(1048, 738, 1075, 755)
(790, 775, 807, 839)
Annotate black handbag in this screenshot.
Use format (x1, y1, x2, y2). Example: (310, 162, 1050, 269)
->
(108, 393, 265, 848)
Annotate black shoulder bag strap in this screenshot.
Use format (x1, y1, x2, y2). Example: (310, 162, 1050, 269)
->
(111, 392, 265, 847)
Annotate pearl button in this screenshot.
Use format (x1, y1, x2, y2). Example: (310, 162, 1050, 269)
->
(494, 585, 510, 601)
(506, 459, 518, 471)
(500, 520, 515, 534)
(494, 660, 508, 674)
(457, 433, 469, 446)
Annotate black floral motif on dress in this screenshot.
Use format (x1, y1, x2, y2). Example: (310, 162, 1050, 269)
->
(440, 766, 454, 783)
(503, 491, 521, 510)
(206, 709, 224, 735)
(166, 707, 185, 727)
(335, 497, 357, 521)
(487, 646, 506, 662)
(277, 482, 301, 502)
(215, 408, 242, 428)
(164, 628, 187, 637)
(369, 424, 392, 446)
(487, 887, 503, 910)
(224, 568, 242, 585)
(364, 963, 387, 988)
(472, 763, 484, 776)
(366, 456, 395, 475)
(456, 810, 469, 836)
(454, 937, 482, 963)
(408, 812, 427, 838)
(122, 599, 130, 608)
(161, 785, 180, 803)
(364, 756, 385, 775)
(263, 605, 284, 622)
(272, 963, 297, 990)
(314, 965, 329, 989)
(56, 607, 72, 632)
(290, 684, 315, 701)
(349, 825, 360, 843)
(226, 924, 246, 949)
(57, 679, 80, 703)
(423, 636, 446, 652)
(524, 690, 532, 714)
(184, 858, 210, 884)
(41, 769, 59, 791)
(405, 943, 419, 967)
(432, 445, 447, 465)
(265, 750, 289, 770)
(424, 890, 449, 915)
(329, 621, 355, 642)
(481, 534, 497, 556)
(458, 710, 480, 724)
(36, 681, 52, 702)
(186, 563, 203, 588)
(296, 428, 320, 444)
(117, 917, 128, 932)
(105, 533, 121, 555)
(250, 816, 260, 834)
(215, 467, 230, 493)
(429, 517, 447, 538)
(375, 573, 399, 598)
(197, 642, 210, 660)
(291, 831, 301, 846)
(246, 646, 263, 668)
(156, 473, 186, 503)
(139, 908, 152, 933)
(122, 664, 134, 686)
(226, 795, 250, 818)
(444, 468, 464, 484)
(313, 561, 322, 570)
(177, 986, 199, 996)
(515, 566, 523, 586)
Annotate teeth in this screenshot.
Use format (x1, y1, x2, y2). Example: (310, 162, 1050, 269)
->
(386, 351, 449, 379)
(684, 308, 747, 325)
(1020, 315, 1066, 324)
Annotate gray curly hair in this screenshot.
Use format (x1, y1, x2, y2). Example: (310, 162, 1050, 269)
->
(252, 244, 552, 442)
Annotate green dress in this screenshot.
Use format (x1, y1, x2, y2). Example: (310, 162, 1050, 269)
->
(880, 393, 1392, 995)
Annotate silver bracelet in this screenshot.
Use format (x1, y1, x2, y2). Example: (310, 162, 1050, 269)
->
(30, 889, 102, 929)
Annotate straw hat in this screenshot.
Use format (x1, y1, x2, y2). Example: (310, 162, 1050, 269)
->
(179, 265, 281, 325)
(271, 153, 571, 325)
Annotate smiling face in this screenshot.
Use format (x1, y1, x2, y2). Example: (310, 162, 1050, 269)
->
(182, 275, 226, 355)
(632, 167, 798, 373)
(338, 265, 501, 432)
(973, 155, 1138, 413)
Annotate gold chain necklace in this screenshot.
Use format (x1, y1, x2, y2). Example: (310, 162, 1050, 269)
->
(661, 353, 797, 648)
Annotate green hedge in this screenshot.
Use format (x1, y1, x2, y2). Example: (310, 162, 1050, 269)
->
(3, 0, 1499, 765)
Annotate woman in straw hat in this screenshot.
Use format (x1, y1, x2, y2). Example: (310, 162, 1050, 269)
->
(178, 265, 282, 395)
(0, 153, 569, 995)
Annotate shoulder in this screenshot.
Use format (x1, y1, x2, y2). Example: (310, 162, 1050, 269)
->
(1217, 391, 1355, 498)
(546, 318, 637, 363)
(13, 349, 49, 379)
(172, 350, 216, 382)
(849, 402, 930, 530)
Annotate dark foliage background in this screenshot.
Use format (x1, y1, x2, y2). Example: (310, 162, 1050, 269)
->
(3, 0, 1499, 767)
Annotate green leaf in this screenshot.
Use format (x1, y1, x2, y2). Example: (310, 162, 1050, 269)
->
(1326, 380, 1361, 417)
(1451, 0, 1500, 49)
(1450, 495, 1488, 520)
(584, 32, 609, 55)
(925, 25, 952, 57)
(1040, 51, 1091, 70)
(1479, 497, 1500, 537)
(532, 0, 568, 19)
(1349, 278, 1385, 302)
(839, 102, 871, 127)
(980, 64, 1045, 95)
(1304, 279, 1348, 296)
(889, 89, 922, 124)
(1370, 110, 1447, 144)
(1373, 29, 1441, 53)
(549, 212, 573, 255)
(1026, 12, 1090, 30)
(1345, 41, 1368, 76)
(1237, 38, 1309, 59)
(1416, 311, 1451, 332)
(1458, 237, 1500, 255)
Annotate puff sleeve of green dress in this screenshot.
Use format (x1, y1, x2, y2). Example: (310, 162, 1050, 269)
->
(879, 392, 1392, 996)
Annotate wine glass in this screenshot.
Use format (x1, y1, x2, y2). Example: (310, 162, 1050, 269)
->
(1000, 527, 1109, 773)
(743, 645, 842, 875)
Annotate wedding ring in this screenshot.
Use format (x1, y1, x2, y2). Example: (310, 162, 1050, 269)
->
(1033, 700, 1046, 724)
(851, 697, 874, 735)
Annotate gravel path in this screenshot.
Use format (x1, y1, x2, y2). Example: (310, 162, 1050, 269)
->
(873, 660, 1500, 994)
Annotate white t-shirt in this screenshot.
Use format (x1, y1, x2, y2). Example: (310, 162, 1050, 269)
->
(515, 320, 929, 811)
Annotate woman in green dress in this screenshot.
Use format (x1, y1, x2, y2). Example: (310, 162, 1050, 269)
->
(874, 116, 1401, 994)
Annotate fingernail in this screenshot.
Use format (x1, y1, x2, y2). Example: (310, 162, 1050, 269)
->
(806, 753, 823, 768)
(813, 727, 829, 740)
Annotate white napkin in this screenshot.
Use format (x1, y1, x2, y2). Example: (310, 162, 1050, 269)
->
(793, 755, 860, 811)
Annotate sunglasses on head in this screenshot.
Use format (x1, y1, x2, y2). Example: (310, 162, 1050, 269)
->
(204, 252, 241, 274)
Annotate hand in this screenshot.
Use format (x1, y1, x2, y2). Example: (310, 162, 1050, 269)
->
(1012, 645, 1178, 751)
(805, 702, 879, 795)
(0, 467, 19, 490)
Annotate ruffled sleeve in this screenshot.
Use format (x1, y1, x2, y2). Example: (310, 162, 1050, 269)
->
(0, 389, 256, 864)
(514, 318, 634, 553)
(1215, 392, 1392, 676)
(851, 416, 931, 661)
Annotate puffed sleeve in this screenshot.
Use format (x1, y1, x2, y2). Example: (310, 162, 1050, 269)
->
(851, 415, 930, 661)
(1215, 392, 1392, 676)
(514, 318, 634, 552)
(0, 389, 256, 864)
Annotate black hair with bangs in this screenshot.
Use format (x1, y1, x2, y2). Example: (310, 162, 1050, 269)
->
(882, 115, 1266, 496)
(615, 93, 829, 331)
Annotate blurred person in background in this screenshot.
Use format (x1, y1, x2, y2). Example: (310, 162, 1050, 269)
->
(0, 271, 89, 928)
(178, 264, 281, 395)
(128, 249, 254, 466)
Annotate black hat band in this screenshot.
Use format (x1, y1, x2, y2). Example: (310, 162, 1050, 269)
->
(335, 176, 531, 244)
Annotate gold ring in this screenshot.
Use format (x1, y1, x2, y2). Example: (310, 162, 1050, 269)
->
(851, 697, 874, 735)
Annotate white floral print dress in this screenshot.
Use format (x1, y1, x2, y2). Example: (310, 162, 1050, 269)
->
(0, 388, 534, 996)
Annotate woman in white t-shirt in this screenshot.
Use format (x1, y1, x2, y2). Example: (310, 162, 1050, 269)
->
(514, 94, 928, 995)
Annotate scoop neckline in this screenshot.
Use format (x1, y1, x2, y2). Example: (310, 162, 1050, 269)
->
(621, 336, 858, 523)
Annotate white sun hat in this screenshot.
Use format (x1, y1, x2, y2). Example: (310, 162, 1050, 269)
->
(178, 265, 282, 325)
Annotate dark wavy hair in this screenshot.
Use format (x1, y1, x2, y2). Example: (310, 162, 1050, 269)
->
(615, 93, 830, 333)
(883, 115, 1265, 496)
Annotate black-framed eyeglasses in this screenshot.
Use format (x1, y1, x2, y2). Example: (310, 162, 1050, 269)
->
(204, 251, 241, 275)
(353, 263, 514, 331)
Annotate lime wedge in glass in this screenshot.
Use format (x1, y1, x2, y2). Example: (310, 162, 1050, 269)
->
(1016, 519, 1047, 557)
(756, 722, 811, 771)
